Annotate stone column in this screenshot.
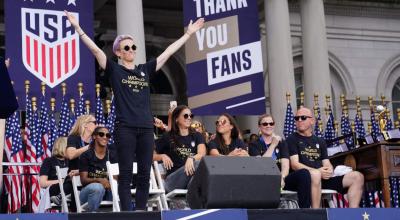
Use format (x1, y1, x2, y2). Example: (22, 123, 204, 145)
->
(265, 0, 297, 136)
(300, 0, 331, 108)
(116, 0, 146, 64)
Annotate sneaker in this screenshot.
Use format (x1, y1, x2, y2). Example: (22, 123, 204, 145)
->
(51, 194, 62, 206)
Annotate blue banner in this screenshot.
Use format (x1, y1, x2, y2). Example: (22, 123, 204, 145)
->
(162, 209, 248, 220)
(5, 0, 94, 109)
(183, 0, 265, 115)
(0, 213, 68, 220)
(327, 208, 400, 220)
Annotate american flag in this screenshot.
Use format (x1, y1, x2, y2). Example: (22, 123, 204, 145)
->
(390, 176, 399, 207)
(324, 109, 336, 144)
(314, 106, 323, 138)
(39, 94, 51, 158)
(58, 95, 71, 136)
(48, 108, 59, 149)
(370, 108, 381, 141)
(340, 110, 354, 149)
(386, 113, 394, 131)
(106, 96, 116, 144)
(283, 103, 296, 138)
(354, 112, 366, 139)
(30, 107, 42, 212)
(24, 93, 35, 208)
(95, 94, 106, 126)
(4, 112, 25, 213)
(76, 91, 85, 117)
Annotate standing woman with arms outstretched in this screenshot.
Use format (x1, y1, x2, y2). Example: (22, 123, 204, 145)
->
(65, 11, 204, 211)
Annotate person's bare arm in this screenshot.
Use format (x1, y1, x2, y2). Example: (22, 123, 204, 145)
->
(65, 145, 89, 160)
(156, 18, 204, 71)
(39, 175, 58, 188)
(65, 10, 107, 69)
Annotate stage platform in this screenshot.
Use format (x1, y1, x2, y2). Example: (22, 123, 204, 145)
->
(2, 208, 400, 220)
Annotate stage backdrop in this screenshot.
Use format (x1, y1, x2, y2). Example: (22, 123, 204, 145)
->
(5, 0, 94, 110)
(184, 0, 265, 115)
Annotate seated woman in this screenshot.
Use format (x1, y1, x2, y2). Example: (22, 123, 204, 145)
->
(39, 137, 75, 209)
(154, 105, 207, 192)
(79, 126, 117, 212)
(191, 120, 210, 144)
(208, 113, 249, 156)
(248, 114, 312, 208)
(66, 114, 97, 173)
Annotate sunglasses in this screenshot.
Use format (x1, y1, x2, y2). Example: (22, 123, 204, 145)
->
(88, 120, 97, 125)
(183, 113, 194, 119)
(260, 122, 275, 127)
(294, 115, 312, 121)
(215, 119, 227, 126)
(123, 45, 137, 51)
(191, 123, 201, 129)
(97, 132, 111, 139)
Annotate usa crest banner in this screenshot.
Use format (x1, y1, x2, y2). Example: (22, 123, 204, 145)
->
(5, 0, 94, 109)
(184, 0, 265, 115)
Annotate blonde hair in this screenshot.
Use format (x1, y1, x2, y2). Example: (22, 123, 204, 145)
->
(69, 114, 95, 136)
(52, 137, 67, 158)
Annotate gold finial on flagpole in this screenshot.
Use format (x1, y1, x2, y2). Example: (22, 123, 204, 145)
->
(356, 96, 361, 107)
(368, 96, 373, 109)
(25, 80, 30, 94)
(70, 99, 75, 113)
(96, 84, 101, 97)
(41, 82, 46, 96)
(325, 95, 331, 107)
(368, 122, 372, 133)
(340, 94, 345, 107)
(32, 97, 37, 111)
(381, 94, 386, 105)
(395, 121, 400, 129)
(50, 98, 56, 112)
(351, 121, 355, 133)
(61, 83, 67, 96)
(300, 92, 304, 106)
(343, 105, 348, 116)
(286, 92, 291, 104)
(78, 82, 83, 97)
(334, 120, 339, 135)
(85, 100, 90, 114)
(314, 106, 319, 118)
(314, 93, 319, 105)
(106, 100, 111, 114)
(318, 121, 323, 133)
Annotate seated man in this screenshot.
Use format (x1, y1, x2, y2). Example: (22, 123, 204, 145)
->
(79, 126, 117, 212)
(287, 107, 364, 208)
(248, 114, 312, 208)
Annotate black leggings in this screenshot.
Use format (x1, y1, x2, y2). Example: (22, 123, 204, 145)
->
(284, 169, 312, 208)
(115, 125, 154, 211)
(49, 179, 76, 211)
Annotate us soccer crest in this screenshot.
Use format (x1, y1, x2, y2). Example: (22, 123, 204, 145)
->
(21, 8, 80, 88)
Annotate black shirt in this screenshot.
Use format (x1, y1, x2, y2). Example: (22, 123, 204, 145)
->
(207, 138, 246, 155)
(286, 132, 328, 169)
(79, 147, 117, 186)
(105, 59, 156, 128)
(156, 132, 205, 176)
(66, 135, 89, 170)
(248, 137, 289, 160)
(40, 156, 69, 181)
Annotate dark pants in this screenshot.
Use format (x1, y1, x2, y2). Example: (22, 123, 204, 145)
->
(284, 169, 312, 208)
(115, 125, 154, 211)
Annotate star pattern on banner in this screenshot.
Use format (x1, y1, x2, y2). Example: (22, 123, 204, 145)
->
(362, 211, 370, 220)
(67, 0, 76, 6)
(46, 0, 55, 4)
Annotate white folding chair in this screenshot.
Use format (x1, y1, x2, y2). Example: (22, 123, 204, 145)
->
(71, 175, 113, 213)
(154, 162, 188, 207)
(280, 189, 338, 208)
(55, 166, 70, 212)
(106, 161, 120, 212)
(131, 162, 167, 211)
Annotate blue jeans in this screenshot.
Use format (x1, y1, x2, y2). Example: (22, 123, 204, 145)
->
(165, 161, 200, 193)
(79, 183, 112, 212)
(114, 125, 154, 211)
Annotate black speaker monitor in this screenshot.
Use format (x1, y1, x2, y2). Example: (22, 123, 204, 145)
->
(187, 156, 281, 209)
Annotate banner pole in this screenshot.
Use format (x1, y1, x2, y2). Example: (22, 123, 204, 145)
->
(0, 119, 5, 195)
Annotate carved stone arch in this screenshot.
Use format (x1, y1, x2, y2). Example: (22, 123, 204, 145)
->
(376, 53, 400, 99)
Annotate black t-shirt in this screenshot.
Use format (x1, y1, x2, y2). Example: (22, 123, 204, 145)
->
(248, 138, 289, 160)
(286, 132, 328, 169)
(105, 59, 156, 128)
(79, 147, 117, 186)
(66, 135, 89, 170)
(207, 138, 246, 155)
(156, 132, 205, 176)
(40, 156, 69, 181)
